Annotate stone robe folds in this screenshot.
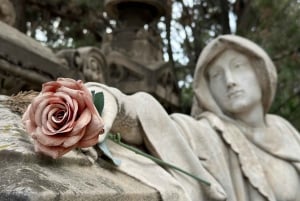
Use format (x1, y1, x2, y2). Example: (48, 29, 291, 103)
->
(86, 35, 300, 201)
(86, 83, 300, 201)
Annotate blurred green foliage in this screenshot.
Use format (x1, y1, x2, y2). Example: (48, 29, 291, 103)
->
(239, 0, 300, 129)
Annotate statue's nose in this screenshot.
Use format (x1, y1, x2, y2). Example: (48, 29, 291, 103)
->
(224, 70, 236, 89)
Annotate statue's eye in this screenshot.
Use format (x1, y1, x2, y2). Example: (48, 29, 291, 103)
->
(211, 71, 222, 79)
(213, 72, 220, 77)
(234, 63, 242, 69)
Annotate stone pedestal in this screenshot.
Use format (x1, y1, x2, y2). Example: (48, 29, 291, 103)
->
(0, 95, 161, 201)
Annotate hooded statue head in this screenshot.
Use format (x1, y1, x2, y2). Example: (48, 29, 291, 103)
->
(191, 35, 277, 119)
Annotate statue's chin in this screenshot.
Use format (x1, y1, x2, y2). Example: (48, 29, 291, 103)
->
(223, 98, 259, 117)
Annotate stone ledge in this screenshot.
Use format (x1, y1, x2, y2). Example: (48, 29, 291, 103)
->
(0, 158, 160, 201)
(0, 96, 161, 201)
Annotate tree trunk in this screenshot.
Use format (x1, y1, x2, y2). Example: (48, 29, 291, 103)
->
(219, 0, 231, 34)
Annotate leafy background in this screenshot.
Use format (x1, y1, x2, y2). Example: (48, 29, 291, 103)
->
(9, 0, 300, 129)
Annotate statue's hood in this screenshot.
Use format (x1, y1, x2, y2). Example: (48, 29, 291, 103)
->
(192, 35, 277, 118)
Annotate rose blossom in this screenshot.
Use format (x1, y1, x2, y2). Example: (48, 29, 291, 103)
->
(22, 78, 104, 159)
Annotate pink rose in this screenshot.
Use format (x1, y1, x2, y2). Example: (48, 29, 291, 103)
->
(22, 78, 104, 159)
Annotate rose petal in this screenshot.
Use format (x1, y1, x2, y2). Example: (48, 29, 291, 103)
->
(54, 92, 74, 110)
(77, 135, 99, 148)
(56, 86, 86, 112)
(49, 106, 67, 124)
(46, 120, 58, 133)
(82, 113, 104, 141)
(77, 81, 96, 112)
(78, 80, 93, 100)
(46, 93, 78, 134)
(42, 104, 62, 134)
(41, 124, 73, 136)
(31, 92, 54, 111)
(54, 92, 78, 126)
(69, 108, 91, 136)
(34, 140, 75, 159)
(22, 104, 32, 123)
(29, 92, 54, 123)
(81, 87, 99, 114)
(55, 99, 78, 133)
(34, 96, 63, 127)
(43, 103, 69, 134)
(62, 127, 86, 148)
(42, 81, 61, 93)
(34, 127, 67, 146)
(23, 119, 36, 135)
(57, 78, 81, 90)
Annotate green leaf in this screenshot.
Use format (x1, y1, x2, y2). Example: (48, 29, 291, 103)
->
(93, 92, 104, 115)
(98, 141, 121, 166)
(92, 90, 121, 166)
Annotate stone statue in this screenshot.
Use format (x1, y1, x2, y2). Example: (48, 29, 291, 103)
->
(86, 34, 300, 201)
(0, 0, 15, 26)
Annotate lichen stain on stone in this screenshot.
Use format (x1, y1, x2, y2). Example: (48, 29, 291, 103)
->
(0, 144, 10, 150)
(18, 167, 68, 193)
(0, 124, 12, 134)
(97, 175, 124, 194)
(0, 163, 69, 195)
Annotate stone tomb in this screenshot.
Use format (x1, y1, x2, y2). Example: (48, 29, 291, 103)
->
(0, 95, 163, 201)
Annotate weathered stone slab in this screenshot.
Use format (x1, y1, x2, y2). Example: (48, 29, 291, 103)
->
(0, 21, 84, 93)
(0, 95, 160, 201)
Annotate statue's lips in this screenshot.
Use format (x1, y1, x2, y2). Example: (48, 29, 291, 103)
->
(228, 90, 244, 99)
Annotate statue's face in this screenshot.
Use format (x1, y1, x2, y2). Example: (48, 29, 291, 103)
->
(83, 59, 104, 81)
(207, 49, 262, 116)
